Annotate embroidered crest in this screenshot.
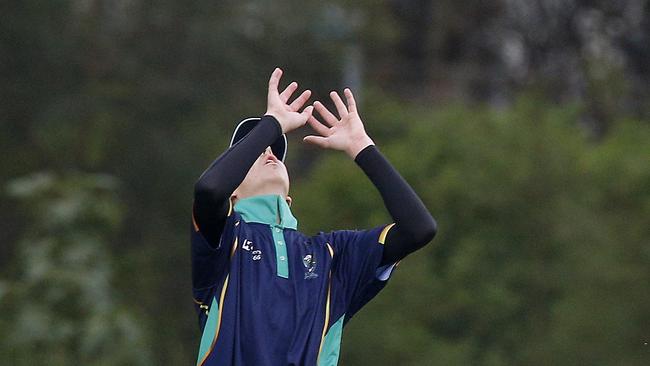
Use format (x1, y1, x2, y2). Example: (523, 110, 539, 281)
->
(302, 254, 318, 279)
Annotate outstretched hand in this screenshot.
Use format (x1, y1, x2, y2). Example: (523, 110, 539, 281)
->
(265, 68, 314, 134)
(304, 89, 375, 158)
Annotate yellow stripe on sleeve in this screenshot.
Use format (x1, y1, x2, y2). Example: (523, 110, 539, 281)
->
(325, 243, 334, 258)
(227, 196, 233, 217)
(378, 223, 396, 244)
(230, 237, 238, 258)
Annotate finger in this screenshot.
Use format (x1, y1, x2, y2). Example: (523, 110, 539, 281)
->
(314, 101, 339, 127)
(303, 135, 330, 149)
(289, 90, 312, 111)
(268, 68, 282, 97)
(344, 88, 357, 114)
(300, 105, 314, 121)
(307, 115, 331, 136)
(330, 91, 348, 118)
(279, 82, 298, 103)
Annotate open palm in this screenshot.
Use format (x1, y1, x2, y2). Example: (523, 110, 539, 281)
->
(303, 89, 374, 158)
(265, 68, 313, 134)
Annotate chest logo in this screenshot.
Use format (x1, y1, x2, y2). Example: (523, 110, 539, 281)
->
(242, 239, 262, 261)
(302, 254, 318, 279)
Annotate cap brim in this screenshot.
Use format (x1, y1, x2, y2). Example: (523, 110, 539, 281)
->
(230, 117, 287, 162)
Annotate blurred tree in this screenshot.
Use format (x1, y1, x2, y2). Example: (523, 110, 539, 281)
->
(1, 2, 351, 362)
(352, 0, 650, 132)
(293, 94, 650, 365)
(1, 0, 648, 364)
(0, 172, 152, 365)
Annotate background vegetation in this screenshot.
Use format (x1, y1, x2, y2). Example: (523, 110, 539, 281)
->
(1, 1, 648, 365)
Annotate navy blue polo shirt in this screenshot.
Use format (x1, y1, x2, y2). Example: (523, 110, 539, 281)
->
(191, 194, 398, 366)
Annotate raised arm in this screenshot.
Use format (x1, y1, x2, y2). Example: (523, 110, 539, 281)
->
(304, 89, 437, 265)
(193, 116, 281, 246)
(193, 68, 313, 247)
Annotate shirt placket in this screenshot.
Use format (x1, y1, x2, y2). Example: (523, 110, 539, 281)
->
(271, 224, 289, 278)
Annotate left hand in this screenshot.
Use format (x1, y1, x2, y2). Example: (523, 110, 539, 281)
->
(265, 68, 313, 134)
(303, 88, 375, 158)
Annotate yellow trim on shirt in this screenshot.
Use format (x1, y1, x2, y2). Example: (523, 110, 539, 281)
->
(378, 223, 396, 244)
(227, 196, 233, 217)
(198, 236, 238, 366)
(325, 242, 334, 258)
(317, 270, 333, 360)
(198, 273, 230, 366)
(230, 237, 238, 258)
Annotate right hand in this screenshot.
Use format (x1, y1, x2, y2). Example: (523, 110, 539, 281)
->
(265, 68, 314, 134)
(304, 89, 374, 158)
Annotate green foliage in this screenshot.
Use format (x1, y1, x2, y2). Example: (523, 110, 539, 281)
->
(1, 173, 151, 365)
(1, 1, 649, 365)
(294, 96, 650, 365)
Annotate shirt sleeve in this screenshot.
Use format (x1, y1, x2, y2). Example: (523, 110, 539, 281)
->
(191, 207, 240, 331)
(191, 199, 237, 290)
(328, 224, 400, 321)
(193, 115, 283, 248)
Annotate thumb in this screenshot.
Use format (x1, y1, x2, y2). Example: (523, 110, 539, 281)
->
(303, 135, 330, 149)
(300, 105, 314, 119)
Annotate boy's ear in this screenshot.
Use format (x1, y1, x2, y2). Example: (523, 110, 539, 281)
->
(286, 195, 292, 207)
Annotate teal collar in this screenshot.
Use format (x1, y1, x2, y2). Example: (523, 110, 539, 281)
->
(233, 194, 298, 229)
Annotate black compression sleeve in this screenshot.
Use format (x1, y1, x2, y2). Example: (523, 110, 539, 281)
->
(354, 145, 437, 265)
(193, 115, 283, 247)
